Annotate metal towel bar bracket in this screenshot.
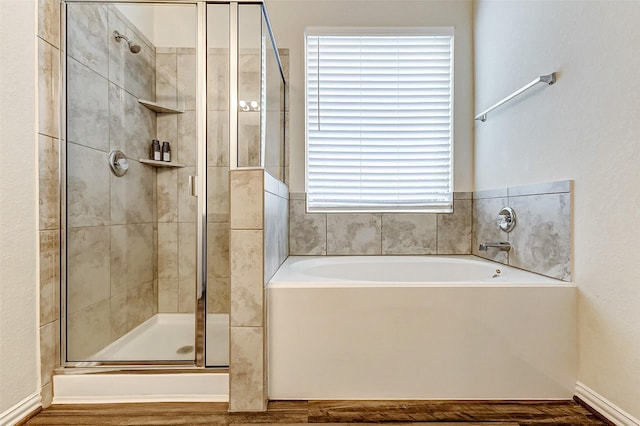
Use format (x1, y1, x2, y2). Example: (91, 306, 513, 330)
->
(475, 72, 557, 122)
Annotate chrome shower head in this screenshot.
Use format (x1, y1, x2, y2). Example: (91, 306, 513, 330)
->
(114, 30, 141, 54)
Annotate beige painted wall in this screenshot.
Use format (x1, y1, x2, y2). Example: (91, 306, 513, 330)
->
(474, 0, 640, 419)
(0, 0, 40, 414)
(265, 0, 474, 193)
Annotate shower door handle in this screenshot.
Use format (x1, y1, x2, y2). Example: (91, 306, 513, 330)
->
(188, 175, 197, 197)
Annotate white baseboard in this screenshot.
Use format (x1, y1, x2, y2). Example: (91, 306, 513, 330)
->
(0, 393, 41, 426)
(575, 382, 640, 426)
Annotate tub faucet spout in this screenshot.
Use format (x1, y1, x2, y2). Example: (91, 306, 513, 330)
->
(479, 241, 511, 252)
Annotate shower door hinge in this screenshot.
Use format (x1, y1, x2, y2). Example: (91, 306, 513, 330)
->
(189, 175, 197, 197)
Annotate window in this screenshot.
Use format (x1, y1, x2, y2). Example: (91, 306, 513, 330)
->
(305, 28, 454, 212)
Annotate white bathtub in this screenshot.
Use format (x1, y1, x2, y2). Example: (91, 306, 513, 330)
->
(268, 255, 577, 400)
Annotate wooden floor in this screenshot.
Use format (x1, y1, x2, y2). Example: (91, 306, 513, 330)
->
(24, 400, 609, 425)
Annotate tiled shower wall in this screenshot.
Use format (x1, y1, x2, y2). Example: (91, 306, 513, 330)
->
(155, 47, 203, 314)
(38, 0, 61, 408)
(65, 4, 158, 359)
(473, 180, 572, 281)
(289, 193, 473, 255)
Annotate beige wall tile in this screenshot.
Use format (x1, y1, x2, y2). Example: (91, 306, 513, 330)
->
(207, 166, 230, 223)
(67, 226, 110, 314)
(38, 135, 59, 230)
(264, 110, 285, 182)
(208, 277, 230, 314)
(177, 53, 196, 111)
(230, 230, 263, 327)
(107, 9, 156, 100)
(110, 160, 156, 225)
(67, 299, 110, 360)
(178, 277, 196, 313)
(41, 381, 53, 408)
(178, 222, 196, 279)
(229, 326, 265, 412)
(158, 222, 178, 279)
(178, 167, 197, 223)
(110, 290, 129, 341)
(289, 199, 326, 255)
(472, 197, 509, 264)
(177, 111, 197, 166)
(38, 0, 60, 47)
(67, 142, 111, 227)
(207, 110, 230, 167)
(38, 39, 59, 138)
(109, 83, 156, 161)
(264, 191, 288, 283)
(238, 52, 261, 102)
(382, 214, 437, 255)
(157, 115, 178, 155)
(157, 168, 178, 222)
(156, 52, 178, 108)
(208, 222, 230, 278)
(327, 214, 382, 255)
(39, 230, 59, 325)
(39, 320, 59, 387)
(237, 123, 261, 167)
(110, 224, 155, 295)
(278, 195, 289, 262)
(129, 280, 156, 330)
(158, 278, 179, 313)
(207, 52, 230, 111)
(437, 199, 472, 254)
(509, 193, 571, 281)
(66, 3, 109, 77)
(230, 169, 263, 229)
(67, 57, 109, 150)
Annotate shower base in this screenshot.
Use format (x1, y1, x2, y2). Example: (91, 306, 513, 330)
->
(54, 313, 229, 404)
(90, 313, 229, 365)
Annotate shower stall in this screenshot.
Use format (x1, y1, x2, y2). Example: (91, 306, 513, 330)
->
(62, 0, 286, 372)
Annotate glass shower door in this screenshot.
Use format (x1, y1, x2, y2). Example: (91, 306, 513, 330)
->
(64, 1, 199, 363)
(205, 3, 231, 367)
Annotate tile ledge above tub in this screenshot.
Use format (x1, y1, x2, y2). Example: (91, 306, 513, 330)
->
(474, 180, 572, 199)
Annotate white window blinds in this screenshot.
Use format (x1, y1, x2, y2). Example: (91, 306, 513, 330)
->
(305, 31, 454, 212)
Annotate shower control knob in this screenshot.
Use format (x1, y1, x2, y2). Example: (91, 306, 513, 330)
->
(109, 150, 129, 177)
(497, 207, 516, 232)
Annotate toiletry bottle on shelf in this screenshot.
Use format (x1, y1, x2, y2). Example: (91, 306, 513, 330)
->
(151, 139, 161, 161)
(162, 141, 171, 162)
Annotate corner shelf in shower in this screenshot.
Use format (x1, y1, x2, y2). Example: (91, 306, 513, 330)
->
(138, 99, 184, 114)
(139, 159, 186, 168)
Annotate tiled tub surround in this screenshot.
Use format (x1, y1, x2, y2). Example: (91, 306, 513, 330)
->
(230, 169, 289, 411)
(289, 192, 473, 255)
(290, 182, 570, 281)
(472, 180, 572, 281)
(65, 4, 158, 360)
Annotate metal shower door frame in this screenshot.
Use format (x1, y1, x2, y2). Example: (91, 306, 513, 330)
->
(59, 0, 261, 369)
